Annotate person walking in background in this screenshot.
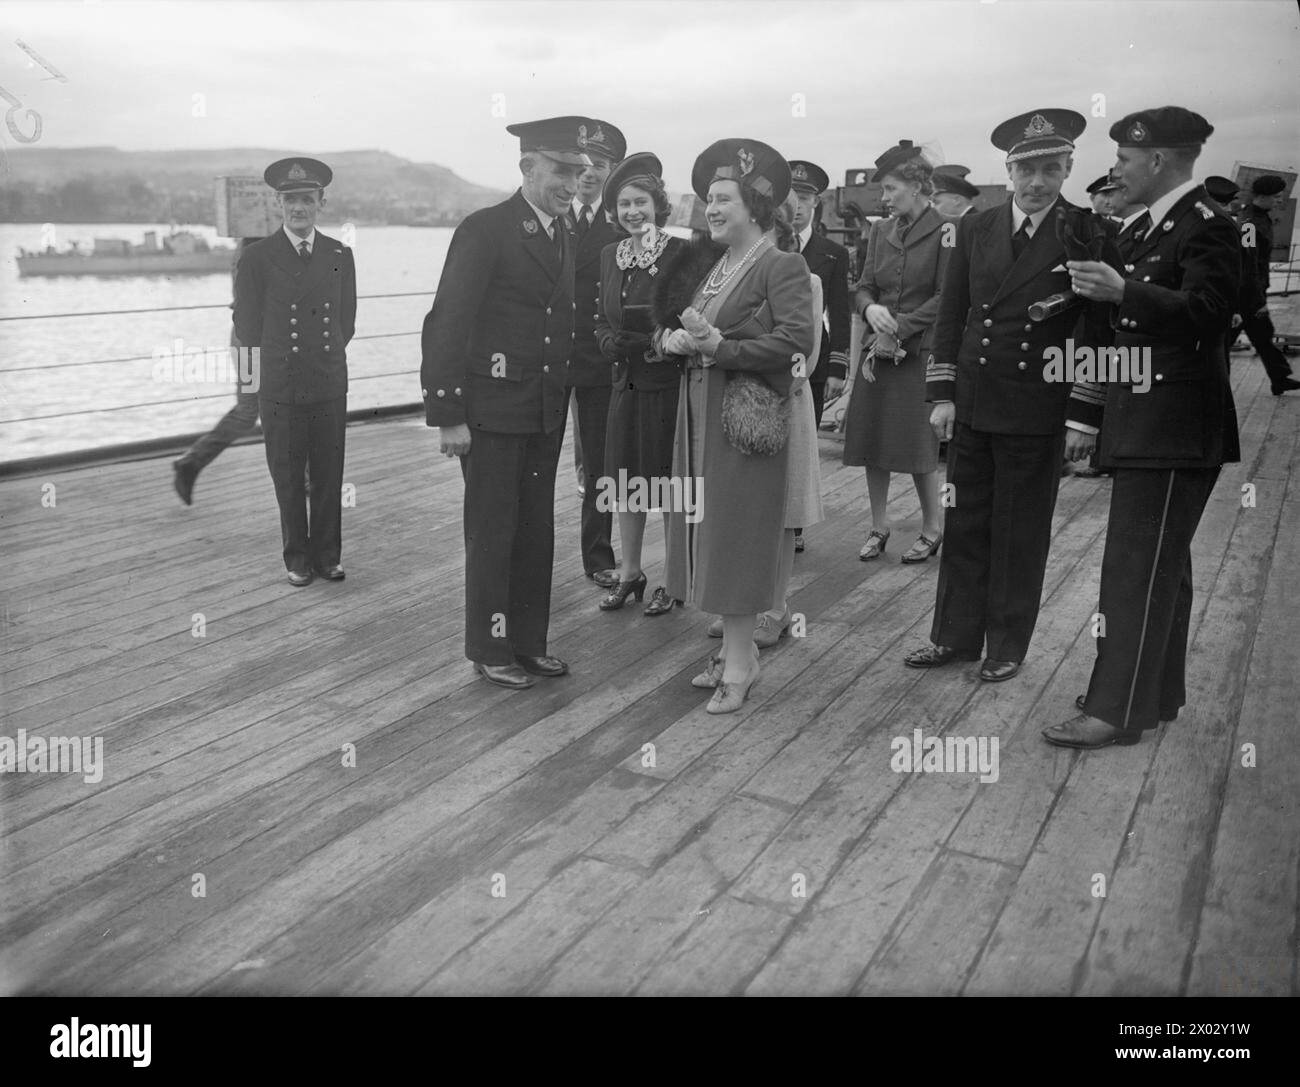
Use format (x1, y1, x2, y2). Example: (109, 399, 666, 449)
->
(234, 157, 355, 587)
(841, 140, 950, 565)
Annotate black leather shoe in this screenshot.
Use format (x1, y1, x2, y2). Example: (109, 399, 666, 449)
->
(287, 569, 314, 587)
(794, 530, 805, 553)
(979, 658, 1021, 682)
(474, 661, 536, 689)
(903, 644, 981, 668)
(587, 568, 619, 589)
(515, 654, 569, 678)
(316, 564, 345, 580)
(173, 459, 198, 505)
(1271, 378, 1300, 396)
(1041, 714, 1142, 748)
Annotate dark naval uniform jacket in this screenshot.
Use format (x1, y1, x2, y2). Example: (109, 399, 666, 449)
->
(928, 195, 1105, 432)
(233, 229, 356, 404)
(568, 203, 623, 388)
(800, 230, 852, 381)
(1100, 185, 1240, 468)
(1238, 203, 1273, 315)
(421, 190, 576, 434)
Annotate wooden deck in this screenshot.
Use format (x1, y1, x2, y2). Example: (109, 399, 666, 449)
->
(2, 356, 1298, 997)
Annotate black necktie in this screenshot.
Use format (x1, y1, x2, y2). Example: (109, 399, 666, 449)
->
(1012, 217, 1032, 259)
(298, 239, 311, 262)
(551, 220, 563, 256)
(1121, 211, 1152, 259)
(576, 204, 591, 237)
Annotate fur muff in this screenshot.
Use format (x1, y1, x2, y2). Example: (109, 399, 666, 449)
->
(652, 236, 724, 331)
(721, 371, 790, 456)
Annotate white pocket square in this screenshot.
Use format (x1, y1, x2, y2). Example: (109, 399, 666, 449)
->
(1050, 263, 1068, 272)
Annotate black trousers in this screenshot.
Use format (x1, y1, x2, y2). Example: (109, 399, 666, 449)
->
(931, 422, 1066, 661)
(561, 384, 615, 574)
(1227, 310, 1292, 388)
(1083, 466, 1220, 732)
(808, 378, 827, 428)
(460, 426, 563, 664)
(183, 387, 260, 469)
(259, 396, 346, 574)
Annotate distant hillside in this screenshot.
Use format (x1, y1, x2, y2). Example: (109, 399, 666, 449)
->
(0, 147, 509, 226)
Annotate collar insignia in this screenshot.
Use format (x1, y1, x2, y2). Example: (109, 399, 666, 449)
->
(1195, 201, 1213, 220)
(1163, 219, 1174, 231)
(523, 219, 538, 234)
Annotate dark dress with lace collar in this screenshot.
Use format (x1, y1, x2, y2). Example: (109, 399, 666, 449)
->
(595, 233, 685, 481)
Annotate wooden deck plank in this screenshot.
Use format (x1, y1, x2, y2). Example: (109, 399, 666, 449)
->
(3, 356, 1296, 996)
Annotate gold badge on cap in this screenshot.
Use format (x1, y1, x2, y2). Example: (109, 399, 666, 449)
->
(589, 124, 605, 146)
(1129, 121, 1148, 142)
(287, 162, 307, 180)
(1025, 114, 1055, 137)
(738, 147, 755, 177)
(793, 164, 807, 180)
(576, 124, 588, 148)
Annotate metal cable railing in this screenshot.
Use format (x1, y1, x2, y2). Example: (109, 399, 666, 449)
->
(2, 359, 419, 424)
(0, 329, 420, 373)
(0, 289, 435, 323)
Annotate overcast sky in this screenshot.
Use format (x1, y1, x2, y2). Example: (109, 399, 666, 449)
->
(2, 0, 1296, 201)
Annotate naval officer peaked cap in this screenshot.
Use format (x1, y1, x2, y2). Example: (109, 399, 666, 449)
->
(1109, 106, 1214, 148)
(932, 172, 980, 199)
(991, 109, 1086, 162)
(580, 119, 626, 163)
(788, 160, 830, 195)
(693, 139, 792, 203)
(507, 116, 598, 166)
(1086, 174, 1120, 195)
(264, 157, 333, 192)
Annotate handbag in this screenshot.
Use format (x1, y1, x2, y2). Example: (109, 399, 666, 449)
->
(721, 371, 790, 456)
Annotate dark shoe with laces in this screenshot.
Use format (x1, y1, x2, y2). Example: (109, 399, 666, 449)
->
(515, 654, 569, 678)
(474, 662, 536, 689)
(903, 643, 980, 668)
(979, 658, 1021, 682)
(643, 586, 675, 616)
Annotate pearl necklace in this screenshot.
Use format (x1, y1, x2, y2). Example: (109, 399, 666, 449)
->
(701, 236, 767, 298)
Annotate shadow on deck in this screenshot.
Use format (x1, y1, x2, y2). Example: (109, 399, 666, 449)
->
(2, 356, 1298, 996)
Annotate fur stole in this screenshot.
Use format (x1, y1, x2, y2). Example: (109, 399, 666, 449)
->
(652, 235, 725, 331)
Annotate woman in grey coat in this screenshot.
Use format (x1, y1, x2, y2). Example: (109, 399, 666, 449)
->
(841, 140, 952, 564)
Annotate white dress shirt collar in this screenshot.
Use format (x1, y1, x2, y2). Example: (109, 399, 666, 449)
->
(284, 225, 317, 252)
(1145, 178, 1200, 234)
(1011, 199, 1055, 237)
(572, 195, 601, 219)
(797, 224, 814, 252)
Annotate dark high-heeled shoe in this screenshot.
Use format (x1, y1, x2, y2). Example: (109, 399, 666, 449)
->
(599, 572, 647, 611)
